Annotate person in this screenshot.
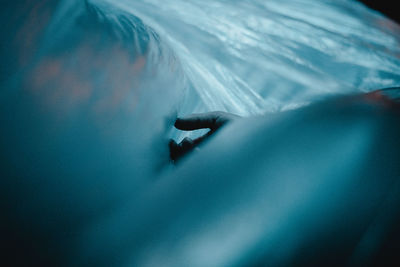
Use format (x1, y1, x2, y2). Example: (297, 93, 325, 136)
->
(122, 87, 399, 266)
(169, 111, 241, 162)
(169, 87, 400, 163)
(2, 1, 400, 266)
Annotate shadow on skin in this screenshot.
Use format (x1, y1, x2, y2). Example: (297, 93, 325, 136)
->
(169, 111, 240, 163)
(169, 87, 400, 164)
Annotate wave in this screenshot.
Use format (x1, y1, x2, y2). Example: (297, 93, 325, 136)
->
(1, 0, 400, 185)
(4, 0, 400, 121)
(1, 1, 400, 265)
(89, 0, 400, 114)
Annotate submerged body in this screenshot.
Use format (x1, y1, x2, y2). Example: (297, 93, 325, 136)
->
(78, 91, 400, 266)
(3, 88, 400, 266)
(1, 0, 400, 266)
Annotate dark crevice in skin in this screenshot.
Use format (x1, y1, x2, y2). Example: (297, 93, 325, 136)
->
(169, 87, 400, 164)
(169, 111, 240, 164)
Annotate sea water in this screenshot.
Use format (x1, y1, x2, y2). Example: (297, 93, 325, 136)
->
(1, 0, 400, 266)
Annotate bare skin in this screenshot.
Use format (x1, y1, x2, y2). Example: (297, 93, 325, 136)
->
(169, 87, 400, 163)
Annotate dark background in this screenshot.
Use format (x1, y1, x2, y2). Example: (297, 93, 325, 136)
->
(358, 0, 399, 24)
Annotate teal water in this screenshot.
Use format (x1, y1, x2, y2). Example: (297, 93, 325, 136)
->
(1, 0, 400, 266)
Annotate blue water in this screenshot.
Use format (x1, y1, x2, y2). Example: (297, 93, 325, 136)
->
(1, 0, 400, 266)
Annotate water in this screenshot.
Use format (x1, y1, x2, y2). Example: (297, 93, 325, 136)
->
(73, 0, 400, 142)
(1, 0, 400, 266)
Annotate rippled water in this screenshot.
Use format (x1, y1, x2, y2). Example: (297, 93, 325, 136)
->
(100, 0, 400, 111)
(86, 0, 400, 141)
(1, 0, 400, 266)
(2, 0, 400, 138)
